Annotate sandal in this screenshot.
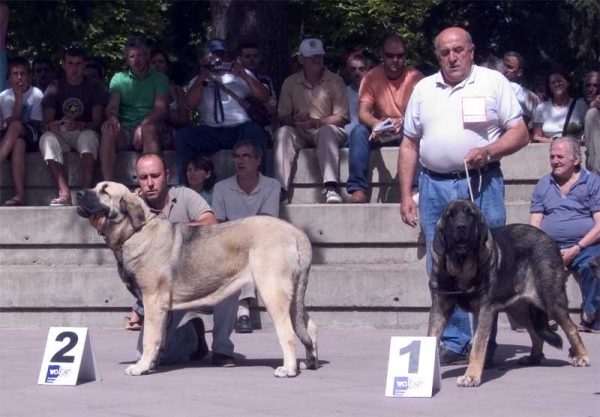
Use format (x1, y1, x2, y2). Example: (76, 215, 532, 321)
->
(50, 196, 72, 207)
(124, 316, 142, 331)
(3, 197, 22, 206)
(578, 319, 600, 333)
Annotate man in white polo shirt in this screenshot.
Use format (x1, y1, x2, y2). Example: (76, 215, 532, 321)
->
(211, 139, 281, 333)
(398, 27, 529, 366)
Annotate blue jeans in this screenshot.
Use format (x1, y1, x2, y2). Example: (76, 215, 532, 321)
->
(420, 166, 505, 355)
(175, 121, 269, 184)
(563, 244, 600, 316)
(347, 124, 421, 193)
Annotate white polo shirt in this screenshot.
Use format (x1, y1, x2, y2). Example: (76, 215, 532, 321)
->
(211, 173, 280, 221)
(403, 65, 523, 173)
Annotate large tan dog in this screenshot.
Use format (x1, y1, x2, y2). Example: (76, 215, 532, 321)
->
(77, 181, 318, 377)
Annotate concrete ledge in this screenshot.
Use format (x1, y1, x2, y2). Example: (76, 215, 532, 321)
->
(0, 202, 533, 246)
(0, 264, 583, 310)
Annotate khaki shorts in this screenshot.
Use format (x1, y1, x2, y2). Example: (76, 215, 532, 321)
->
(39, 129, 99, 164)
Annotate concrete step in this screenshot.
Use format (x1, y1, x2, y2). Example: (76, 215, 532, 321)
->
(0, 143, 558, 205)
(0, 263, 583, 329)
(0, 202, 533, 247)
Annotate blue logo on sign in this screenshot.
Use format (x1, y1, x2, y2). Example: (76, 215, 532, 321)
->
(45, 364, 70, 383)
(393, 376, 423, 395)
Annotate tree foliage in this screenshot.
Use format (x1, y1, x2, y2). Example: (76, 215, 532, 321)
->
(4, 0, 598, 91)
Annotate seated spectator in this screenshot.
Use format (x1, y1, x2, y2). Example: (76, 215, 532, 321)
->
(0, 56, 43, 206)
(532, 76, 550, 103)
(32, 56, 55, 93)
(583, 72, 600, 173)
(114, 153, 239, 367)
(0, 2, 8, 92)
(345, 53, 368, 136)
(211, 140, 280, 333)
(185, 154, 216, 205)
(347, 35, 423, 203)
(83, 56, 108, 90)
(273, 38, 349, 204)
(502, 51, 540, 127)
(39, 45, 106, 206)
(530, 137, 600, 333)
(149, 48, 190, 147)
(175, 38, 270, 184)
(237, 41, 278, 130)
(100, 35, 169, 181)
(532, 67, 588, 142)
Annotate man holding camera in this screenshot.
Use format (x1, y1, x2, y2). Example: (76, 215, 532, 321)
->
(175, 38, 270, 184)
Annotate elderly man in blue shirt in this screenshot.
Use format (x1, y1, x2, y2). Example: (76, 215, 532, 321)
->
(530, 136, 600, 333)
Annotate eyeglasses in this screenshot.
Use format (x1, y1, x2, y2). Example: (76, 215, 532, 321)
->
(383, 52, 405, 60)
(232, 153, 254, 161)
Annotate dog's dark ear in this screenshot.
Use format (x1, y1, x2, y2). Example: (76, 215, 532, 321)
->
(432, 219, 446, 257)
(120, 194, 145, 231)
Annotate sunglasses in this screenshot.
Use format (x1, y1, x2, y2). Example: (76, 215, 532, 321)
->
(383, 52, 405, 59)
(64, 44, 85, 55)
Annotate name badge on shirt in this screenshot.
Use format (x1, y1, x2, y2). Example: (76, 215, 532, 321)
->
(461, 97, 487, 123)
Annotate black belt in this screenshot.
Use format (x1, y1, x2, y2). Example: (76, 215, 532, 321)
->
(423, 161, 501, 180)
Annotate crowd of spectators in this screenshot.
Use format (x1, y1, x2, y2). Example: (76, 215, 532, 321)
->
(1, 6, 599, 367)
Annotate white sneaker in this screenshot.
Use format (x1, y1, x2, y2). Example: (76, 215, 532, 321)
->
(322, 186, 342, 204)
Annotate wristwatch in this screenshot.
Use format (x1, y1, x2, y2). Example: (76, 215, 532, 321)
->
(576, 243, 585, 251)
(484, 148, 491, 163)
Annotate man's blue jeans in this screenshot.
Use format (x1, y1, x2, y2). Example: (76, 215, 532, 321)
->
(175, 121, 269, 184)
(347, 124, 420, 193)
(419, 166, 505, 355)
(562, 244, 600, 317)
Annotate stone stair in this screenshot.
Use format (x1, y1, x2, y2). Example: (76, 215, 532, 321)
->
(0, 143, 583, 328)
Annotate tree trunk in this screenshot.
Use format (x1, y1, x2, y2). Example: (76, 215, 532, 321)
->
(211, 0, 290, 95)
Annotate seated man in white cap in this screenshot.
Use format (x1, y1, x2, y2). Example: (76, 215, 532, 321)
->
(273, 38, 349, 203)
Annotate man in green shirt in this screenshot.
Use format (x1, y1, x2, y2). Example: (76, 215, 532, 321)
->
(100, 36, 169, 180)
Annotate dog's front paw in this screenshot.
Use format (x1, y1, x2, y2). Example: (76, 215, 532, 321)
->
(570, 355, 591, 367)
(517, 353, 545, 366)
(457, 374, 481, 387)
(125, 362, 150, 376)
(299, 358, 318, 370)
(273, 366, 298, 378)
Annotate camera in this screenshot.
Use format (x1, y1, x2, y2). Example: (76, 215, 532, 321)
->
(208, 55, 232, 72)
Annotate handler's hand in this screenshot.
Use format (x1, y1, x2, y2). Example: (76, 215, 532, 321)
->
(464, 147, 488, 169)
(89, 213, 106, 235)
(560, 246, 579, 268)
(400, 195, 419, 228)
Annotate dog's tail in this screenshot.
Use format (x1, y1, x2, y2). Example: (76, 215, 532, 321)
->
(290, 230, 318, 368)
(530, 305, 563, 349)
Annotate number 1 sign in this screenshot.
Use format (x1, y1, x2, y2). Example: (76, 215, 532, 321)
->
(384, 337, 441, 397)
(38, 327, 101, 385)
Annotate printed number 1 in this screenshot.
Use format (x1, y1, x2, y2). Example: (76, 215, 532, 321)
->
(50, 331, 79, 363)
(399, 340, 421, 373)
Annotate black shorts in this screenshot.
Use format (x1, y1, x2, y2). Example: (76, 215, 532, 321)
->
(0, 123, 41, 152)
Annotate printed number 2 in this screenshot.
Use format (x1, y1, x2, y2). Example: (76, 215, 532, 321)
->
(399, 340, 421, 373)
(50, 332, 79, 363)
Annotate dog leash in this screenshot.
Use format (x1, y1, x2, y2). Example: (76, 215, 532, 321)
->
(463, 159, 482, 203)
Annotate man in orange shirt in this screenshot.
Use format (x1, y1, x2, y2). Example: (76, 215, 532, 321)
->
(347, 34, 424, 203)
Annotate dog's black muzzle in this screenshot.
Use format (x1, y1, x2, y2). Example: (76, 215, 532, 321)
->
(76, 189, 108, 218)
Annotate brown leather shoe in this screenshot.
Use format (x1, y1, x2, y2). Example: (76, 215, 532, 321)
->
(349, 190, 367, 204)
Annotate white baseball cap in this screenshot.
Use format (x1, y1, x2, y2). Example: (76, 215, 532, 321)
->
(299, 38, 325, 57)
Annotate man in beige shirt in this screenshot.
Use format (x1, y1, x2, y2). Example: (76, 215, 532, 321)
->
(273, 38, 349, 203)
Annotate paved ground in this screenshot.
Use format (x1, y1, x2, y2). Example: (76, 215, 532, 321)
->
(1, 327, 599, 417)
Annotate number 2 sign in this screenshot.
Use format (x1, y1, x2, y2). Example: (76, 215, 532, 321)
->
(385, 337, 441, 397)
(38, 327, 101, 386)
